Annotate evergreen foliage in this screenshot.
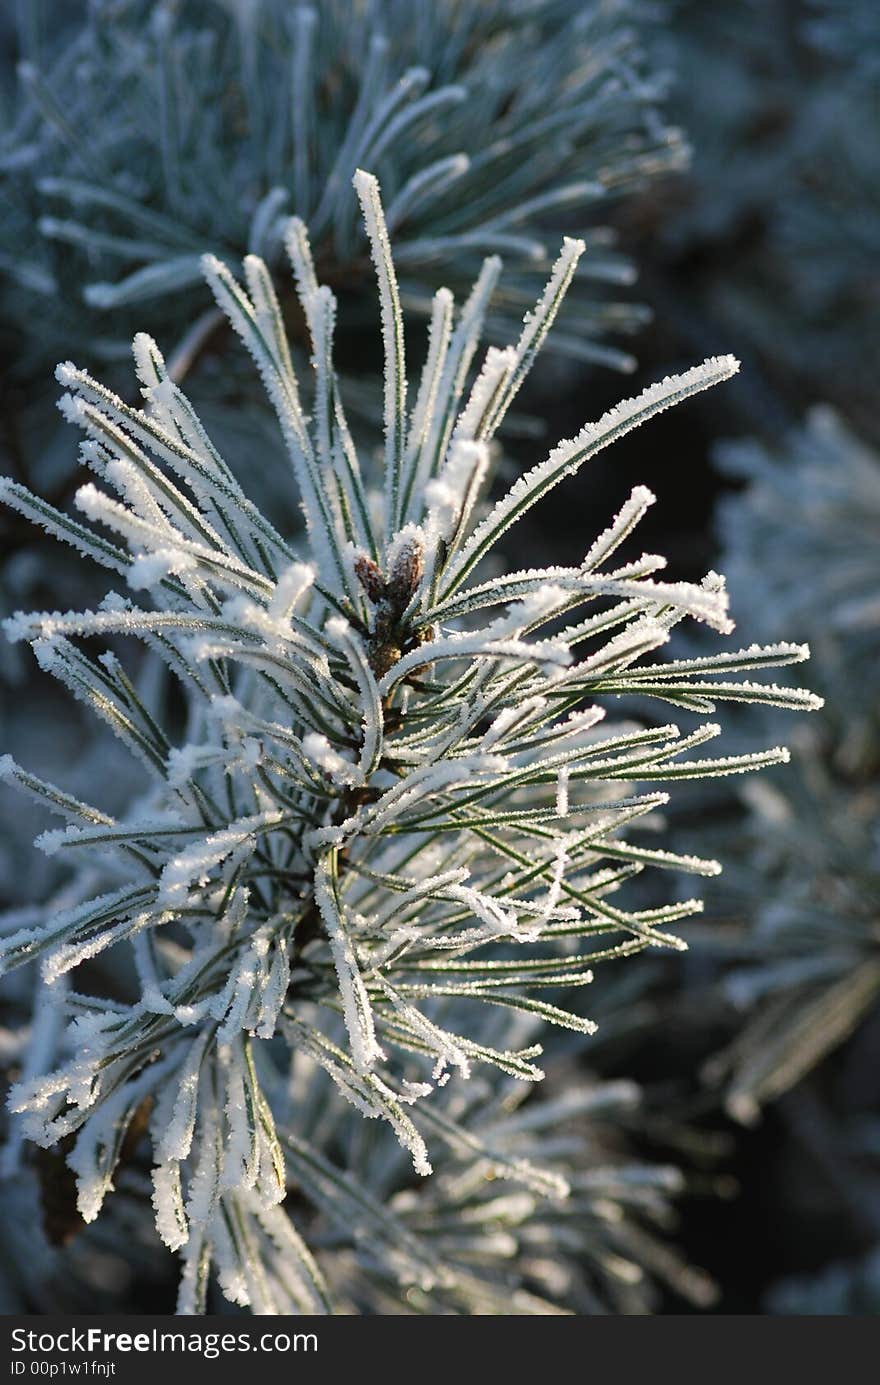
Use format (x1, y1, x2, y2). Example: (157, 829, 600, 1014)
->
(0, 176, 816, 1311)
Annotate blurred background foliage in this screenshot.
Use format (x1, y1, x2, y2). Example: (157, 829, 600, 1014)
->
(0, 0, 877, 1314)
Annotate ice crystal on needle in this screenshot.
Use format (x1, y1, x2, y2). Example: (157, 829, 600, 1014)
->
(0, 174, 819, 1312)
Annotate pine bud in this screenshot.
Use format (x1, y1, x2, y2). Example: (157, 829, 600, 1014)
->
(369, 640, 403, 679)
(354, 554, 386, 604)
(388, 536, 424, 609)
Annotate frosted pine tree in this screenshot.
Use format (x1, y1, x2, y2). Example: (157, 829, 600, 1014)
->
(716, 408, 880, 764)
(658, 0, 880, 430)
(3, 0, 687, 374)
(0, 175, 819, 1312)
(688, 409, 880, 1120)
(0, 0, 690, 924)
(281, 1054, 717, 1314)
(0, 1, 691, 939)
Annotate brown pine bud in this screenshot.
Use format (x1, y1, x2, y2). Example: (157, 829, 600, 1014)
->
(354, 554, 386, 604)
(369, 640, 402, 679)
(388, 536, 424, 609)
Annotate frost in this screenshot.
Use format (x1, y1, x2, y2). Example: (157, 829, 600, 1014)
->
(556, 766, 570, 818)
(128, 547, 197, 589)
(424, 440, 490, 544)
(315, 857, 385, 1073)
(301, 733, 363, 789)
(354, 169, 407, 533)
